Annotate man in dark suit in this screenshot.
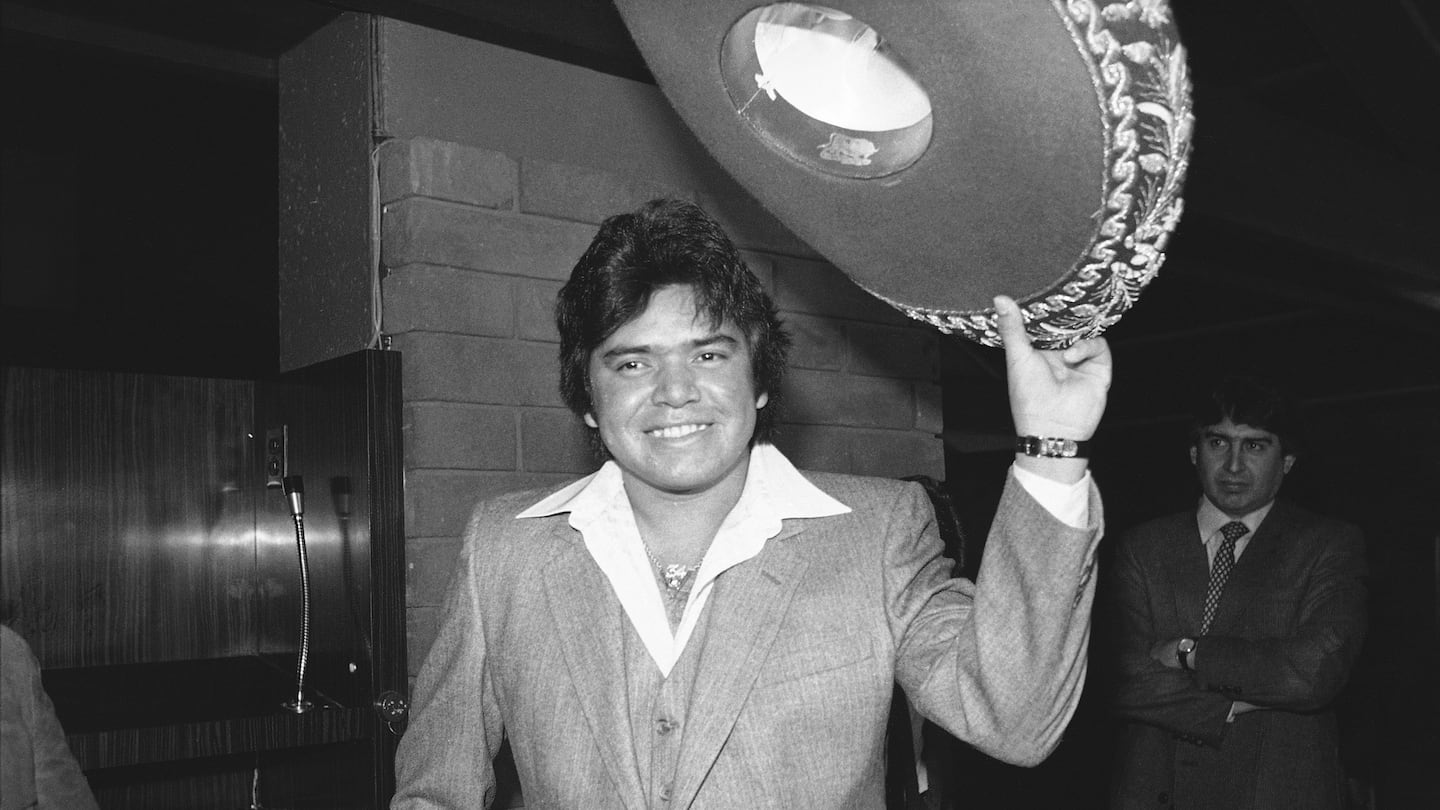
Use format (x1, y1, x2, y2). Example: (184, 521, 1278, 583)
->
(1106, 376, 1368, 810)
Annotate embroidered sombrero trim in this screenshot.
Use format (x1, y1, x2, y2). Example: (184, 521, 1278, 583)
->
(872, 0, 1195, 349)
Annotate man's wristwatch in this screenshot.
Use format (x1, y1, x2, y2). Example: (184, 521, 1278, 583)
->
(1014, 435, 1091, 459)
(1176, 637, 1196, 671)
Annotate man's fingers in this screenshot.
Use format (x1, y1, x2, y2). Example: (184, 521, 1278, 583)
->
(993, 295, 1031, 354)
(1062, 337, 1111, 367)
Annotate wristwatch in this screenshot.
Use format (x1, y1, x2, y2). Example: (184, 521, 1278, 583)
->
(1013, 435, 1091, 459)
(1176, 637, 1196, 671)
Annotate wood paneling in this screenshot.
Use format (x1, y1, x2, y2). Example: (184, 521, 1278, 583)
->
(1, 352, 405, 808)
(1, 366, 258, 667)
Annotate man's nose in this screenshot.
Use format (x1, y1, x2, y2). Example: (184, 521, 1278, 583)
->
(652, 362, 700, 406)
(1224, 446, 1244, 472)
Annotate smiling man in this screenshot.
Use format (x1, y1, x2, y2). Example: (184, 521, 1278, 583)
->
(393, 198, 1113, 809)
(1106, 375, 1368, 810)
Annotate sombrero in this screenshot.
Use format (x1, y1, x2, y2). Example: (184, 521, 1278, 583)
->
(613, 0, 1194, 347)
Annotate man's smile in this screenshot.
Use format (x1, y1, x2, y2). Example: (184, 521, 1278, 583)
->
(645, 423, 711, 439)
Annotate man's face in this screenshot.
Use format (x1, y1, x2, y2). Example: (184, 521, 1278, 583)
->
(584, 285, 768, 499)
(1190, 418, 1295, 517)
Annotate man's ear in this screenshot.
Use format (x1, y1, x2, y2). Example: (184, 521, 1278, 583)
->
(583, 413, 598, 429)
(1188, 446, 1198, 466)
(755, 391, 769, 410)
(1283, 454, 1296, 474)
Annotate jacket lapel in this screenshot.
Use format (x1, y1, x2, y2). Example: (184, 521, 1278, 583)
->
(1210, 504, 1288, 633)
(670, 524, 810, 808)
(1166, 518, 1210, 635)
(543, 543, 648, 809)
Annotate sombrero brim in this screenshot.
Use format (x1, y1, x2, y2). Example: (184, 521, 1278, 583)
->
(614, 0, 1194, 347)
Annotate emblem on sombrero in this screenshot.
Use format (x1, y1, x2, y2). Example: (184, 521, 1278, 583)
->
(615, 0, 1194, 348)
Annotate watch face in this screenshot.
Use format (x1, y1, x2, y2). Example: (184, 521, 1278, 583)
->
(1178, 638, 1195, 653)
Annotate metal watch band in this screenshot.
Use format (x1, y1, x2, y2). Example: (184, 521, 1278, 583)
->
(1014, 435, 1092, 459)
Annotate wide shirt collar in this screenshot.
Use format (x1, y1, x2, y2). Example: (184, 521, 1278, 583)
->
(515, 443, 850, 675)
(1195, 495, 1275, 564)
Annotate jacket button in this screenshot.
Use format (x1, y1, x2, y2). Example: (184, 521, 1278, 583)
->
(656, 718, 679, 735)
(1158, 791, 1170, 804)
(659, 785, 673, 801)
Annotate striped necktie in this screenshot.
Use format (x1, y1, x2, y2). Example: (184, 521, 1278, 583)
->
(1201, 521, 1248, 634)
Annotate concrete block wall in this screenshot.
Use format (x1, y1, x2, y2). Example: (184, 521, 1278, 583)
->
(379, 136, 944, 674)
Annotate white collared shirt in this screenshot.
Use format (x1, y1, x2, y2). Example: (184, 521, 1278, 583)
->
(517, 444, 1091, 675)
(516, 444, 849, 675)
(1195, 496, 1275, 567)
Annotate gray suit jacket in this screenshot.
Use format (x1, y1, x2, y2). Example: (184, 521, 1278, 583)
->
(1, 625, 99, 810)
(1107, 500, 1368, 810)
(393, 469, 1102, 809)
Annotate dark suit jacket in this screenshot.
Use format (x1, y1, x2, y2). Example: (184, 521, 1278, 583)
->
(393, 470, 1103, 809)
(1105, 500, 1367, 810)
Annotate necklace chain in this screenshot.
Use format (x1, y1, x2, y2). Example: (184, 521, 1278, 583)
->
(640, 540, 702, 592)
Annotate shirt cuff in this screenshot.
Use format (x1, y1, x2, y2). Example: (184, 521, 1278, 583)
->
(1012, 464, 1091, 529)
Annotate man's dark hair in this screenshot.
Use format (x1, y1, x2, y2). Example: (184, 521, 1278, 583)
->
(556, 198, 791, 447)
(1188, 375, 1305, 457)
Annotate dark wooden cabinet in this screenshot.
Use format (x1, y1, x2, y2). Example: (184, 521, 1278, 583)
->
(1, 350, 406, 809)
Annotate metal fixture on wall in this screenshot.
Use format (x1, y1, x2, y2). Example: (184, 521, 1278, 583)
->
(281, 473, 314, 714)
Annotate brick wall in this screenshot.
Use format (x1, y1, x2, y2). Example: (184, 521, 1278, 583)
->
(378, 136, 944, 672)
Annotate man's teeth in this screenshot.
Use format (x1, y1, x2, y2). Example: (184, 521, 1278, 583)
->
(648, 424, 708, 439)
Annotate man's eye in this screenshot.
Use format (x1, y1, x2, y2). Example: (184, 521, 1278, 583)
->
(616, 360, 643, 372)
(697, 351, 723, 362)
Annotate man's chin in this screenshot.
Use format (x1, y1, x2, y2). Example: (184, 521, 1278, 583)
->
(630, 461, 746, 497)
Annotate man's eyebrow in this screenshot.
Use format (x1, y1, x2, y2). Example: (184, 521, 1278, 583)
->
(599, 343, 649, 362)
(1203, 429, 1273, 443)
(690, 333, 741, 351)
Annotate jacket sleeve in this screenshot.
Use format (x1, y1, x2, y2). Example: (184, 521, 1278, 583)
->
(893, 470, 1103, 766)
(1194, 523, 1367, 711)
(0, 626, 100, 810)
(1105, 536, 1235, 746)
(391, 505, 507, 809)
